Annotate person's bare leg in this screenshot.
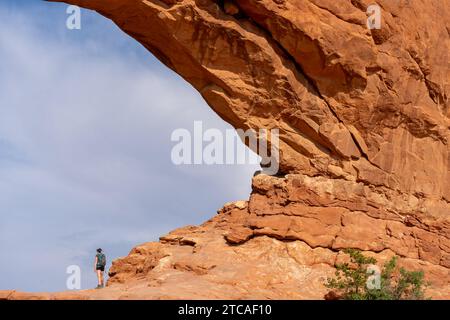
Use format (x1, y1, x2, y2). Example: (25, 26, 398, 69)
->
(100, 271, 104, 287)
(97, 270, 102, 287)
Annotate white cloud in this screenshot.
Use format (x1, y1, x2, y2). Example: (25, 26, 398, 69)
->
(0, 4, 258, 291)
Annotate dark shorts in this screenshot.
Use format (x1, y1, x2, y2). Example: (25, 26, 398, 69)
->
(96, 266, 105, 272)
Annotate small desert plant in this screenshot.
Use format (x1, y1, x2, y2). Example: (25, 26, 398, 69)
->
(325, 249, 429, 300)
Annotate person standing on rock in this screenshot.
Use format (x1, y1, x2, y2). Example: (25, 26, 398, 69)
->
(94, 248, 106, 289)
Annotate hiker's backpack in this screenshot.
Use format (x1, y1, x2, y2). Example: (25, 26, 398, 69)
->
(98, 253, 106, 267)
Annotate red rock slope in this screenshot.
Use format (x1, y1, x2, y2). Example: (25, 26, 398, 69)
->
(3, 0, 447, 299)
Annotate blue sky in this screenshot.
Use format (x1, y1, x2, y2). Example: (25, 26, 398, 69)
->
(0, 0, 258, 292)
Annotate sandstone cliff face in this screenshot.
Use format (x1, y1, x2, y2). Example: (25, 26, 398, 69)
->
(24, 0, 449, 299)
(101, 176, 449, 299)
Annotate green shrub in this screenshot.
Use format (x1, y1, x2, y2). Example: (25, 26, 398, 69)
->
(325, 249, 429, 300)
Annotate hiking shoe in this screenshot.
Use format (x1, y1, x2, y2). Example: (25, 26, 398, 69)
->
(95, 285, 102, 289)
